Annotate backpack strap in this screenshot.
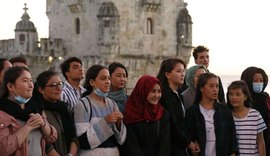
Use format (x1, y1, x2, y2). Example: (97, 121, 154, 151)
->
(80, 97, 92, 122)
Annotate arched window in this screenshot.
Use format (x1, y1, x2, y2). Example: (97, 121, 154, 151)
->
(146, 18, 153, 34)
(75, 18, 80, 34)
(19, 34, 25, 45)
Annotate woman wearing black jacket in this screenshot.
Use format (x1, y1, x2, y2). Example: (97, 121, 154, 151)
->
(157, 58, 199, 156)
(123, 75, 170, 156)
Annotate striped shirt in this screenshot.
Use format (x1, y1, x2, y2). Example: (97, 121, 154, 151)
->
(233, 108, 267, 156)
(61, 81, 86, 113)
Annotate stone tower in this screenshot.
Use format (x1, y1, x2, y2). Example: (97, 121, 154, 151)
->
(14, 3, 38, 55)
(46, 0, 193, 88)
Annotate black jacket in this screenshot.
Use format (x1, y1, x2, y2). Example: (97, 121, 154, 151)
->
(123, 110, 170, 156)
(160, 87, 191, 156)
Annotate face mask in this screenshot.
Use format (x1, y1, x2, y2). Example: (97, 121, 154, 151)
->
(253, 82, 264, 93)
(94, 88, 108, 98)
(15, 95, 30, 104)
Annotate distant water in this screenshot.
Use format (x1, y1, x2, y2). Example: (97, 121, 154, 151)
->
(220, 75, 270, 94)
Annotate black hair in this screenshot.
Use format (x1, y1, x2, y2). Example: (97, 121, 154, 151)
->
(0, 58, 9, 73)
(108, 62, 128, 78)
(82, 65, 107, 97)
(157, 58, 186, 89)
(60, 57, 82, 80)
(194, 72, 218, 104)
(32, 70, 59, 101)
(192, 45, 209, 60)
(0, 66, 30, 98)
(227, 80, 252, 109)
(9, 56, 27, 65)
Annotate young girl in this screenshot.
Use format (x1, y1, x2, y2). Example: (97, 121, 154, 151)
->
(0, 67, 57, 155)
(241, 67, 269, 155)
(123, 75, 170, 156)
(73, 65, 126, 156)
(227, 80, 266, 156)
(107, 62, 129, 113)
(185, 72, 237, 156)
(157, 58, 199, 155)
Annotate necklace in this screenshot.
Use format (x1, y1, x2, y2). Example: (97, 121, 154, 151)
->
(200, 105, 215, 127)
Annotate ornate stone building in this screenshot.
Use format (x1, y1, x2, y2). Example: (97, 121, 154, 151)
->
(0, 1, 193, 89)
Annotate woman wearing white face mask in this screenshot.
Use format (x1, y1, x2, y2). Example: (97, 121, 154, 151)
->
(73, 65, 126, 156)
(0, 66, 57, 156)
(241, 66, 270, 156)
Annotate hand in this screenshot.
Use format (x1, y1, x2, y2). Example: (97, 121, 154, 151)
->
(104, 111, 123, 124)
(114, 111, 123, 123)
(10, 116, 20, 128)
(188, 141, 200, 153)
(26, 113, 44, 129)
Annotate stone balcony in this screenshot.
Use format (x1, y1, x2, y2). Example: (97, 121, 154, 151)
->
(142, 0, 161, 12)
(66, 0, 83, 13)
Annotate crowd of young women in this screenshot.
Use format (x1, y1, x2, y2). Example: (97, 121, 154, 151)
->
(0, 56, 269, 156)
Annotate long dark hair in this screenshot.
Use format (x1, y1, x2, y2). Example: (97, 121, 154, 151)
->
(82, 65, 107, 97)
(194, 72, 218, 104)
(156, 58, 186, 89)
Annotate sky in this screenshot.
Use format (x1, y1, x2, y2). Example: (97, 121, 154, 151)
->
(0, 0, 270, 77)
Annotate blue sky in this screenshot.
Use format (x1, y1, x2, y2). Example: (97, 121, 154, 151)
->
(1, 0, 270, 76)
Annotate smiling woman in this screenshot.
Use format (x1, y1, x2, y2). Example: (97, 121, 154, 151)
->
(33, 70, 79, 156)
(0, 66, 57, 155)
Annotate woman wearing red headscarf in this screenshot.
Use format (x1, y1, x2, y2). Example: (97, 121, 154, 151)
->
(123, 75, 170, 156)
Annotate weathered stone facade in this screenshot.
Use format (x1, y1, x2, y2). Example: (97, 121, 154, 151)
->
(0, 1, 193, 89)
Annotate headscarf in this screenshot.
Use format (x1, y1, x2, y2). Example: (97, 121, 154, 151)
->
(124, 75, 164, 124)
(240, 66, 268, 93)
(185, 65, 207, 87)
(240, 66, 269, 125)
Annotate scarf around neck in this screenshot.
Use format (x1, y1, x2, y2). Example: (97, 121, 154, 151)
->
(107, 88, 128, 113)
(0, 98, 43, 122)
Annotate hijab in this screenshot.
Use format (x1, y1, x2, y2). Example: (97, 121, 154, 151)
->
(240, 66, 268, 93)
(124, 75, 164, 124)
(185, 65, 207, 87)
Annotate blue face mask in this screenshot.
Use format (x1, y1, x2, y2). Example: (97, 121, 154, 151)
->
(253, 82, 264, 93)
(15, 95, 30, 104)
(94, 88, 108, 98)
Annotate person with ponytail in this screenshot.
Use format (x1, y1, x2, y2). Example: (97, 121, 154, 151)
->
(73, 64, 126, 156)
(123, 75, 170, 156)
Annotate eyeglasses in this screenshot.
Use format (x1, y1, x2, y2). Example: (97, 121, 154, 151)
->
(45, 82, 65, 89)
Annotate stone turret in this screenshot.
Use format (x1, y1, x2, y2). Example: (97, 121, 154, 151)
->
(14, 3, 38, 54)
(177, 3, 193, 64)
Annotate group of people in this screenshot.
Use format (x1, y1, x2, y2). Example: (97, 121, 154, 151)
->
(0, 44, 269, 156)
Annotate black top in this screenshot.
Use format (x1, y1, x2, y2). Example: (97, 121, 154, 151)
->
(159, 86, 191, 156)
(123, 110, 170, 156)
(185, 102, 237, 156)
